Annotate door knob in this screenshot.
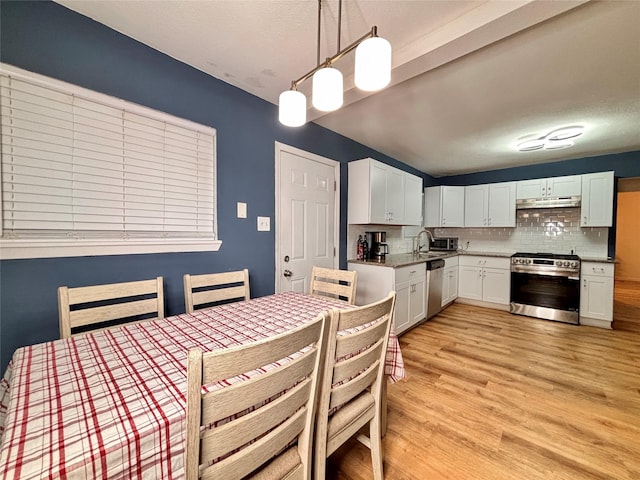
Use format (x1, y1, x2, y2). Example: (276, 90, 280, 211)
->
(283, 269, 293, 278)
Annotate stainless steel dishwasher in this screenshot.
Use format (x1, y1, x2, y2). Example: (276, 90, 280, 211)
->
(426, 258, 445, 319)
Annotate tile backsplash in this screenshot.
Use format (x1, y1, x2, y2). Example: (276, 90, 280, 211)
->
(347, 207, 609, 259)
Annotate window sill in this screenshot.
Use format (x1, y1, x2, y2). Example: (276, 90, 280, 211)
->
(0, 238, 222, 260)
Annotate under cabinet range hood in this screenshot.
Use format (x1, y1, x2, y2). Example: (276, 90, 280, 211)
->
(516, 195, 581, 209)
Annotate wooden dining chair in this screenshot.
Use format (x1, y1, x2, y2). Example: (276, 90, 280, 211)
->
(309, 266, 358, 305)
(184, 312, 329, 480)
(58, 277, 164, 339)
(314, 292, 396, 480)
(183, 269, 250, 313)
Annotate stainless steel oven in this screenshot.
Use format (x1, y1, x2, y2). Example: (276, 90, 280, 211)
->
(510, 252, 581, 324)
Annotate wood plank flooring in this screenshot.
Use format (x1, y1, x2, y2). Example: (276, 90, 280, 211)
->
(614, 280, 640, 333)
(327, 293, 640, 479)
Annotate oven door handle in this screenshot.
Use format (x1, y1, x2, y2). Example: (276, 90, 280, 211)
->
(568, 276, 580, 281)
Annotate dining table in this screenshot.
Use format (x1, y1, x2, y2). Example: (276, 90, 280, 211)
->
(0, 291, 405, 479)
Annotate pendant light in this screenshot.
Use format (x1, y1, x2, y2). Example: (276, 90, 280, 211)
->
(278, 0, 392, 127)
(355, 34, 392, 91)
(312, 66, 343, 111)
(279, 89, 306, 127)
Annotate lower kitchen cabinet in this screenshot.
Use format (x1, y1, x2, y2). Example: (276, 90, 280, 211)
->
(458, 256, 510, 306)
(348, 262, 426, 335)
(580, 261, 614, 328)
(442, 256, 459, 307)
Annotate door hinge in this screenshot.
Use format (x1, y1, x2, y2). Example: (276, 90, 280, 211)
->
(334, 180, 337, 192)
(334, 247, 336, 257)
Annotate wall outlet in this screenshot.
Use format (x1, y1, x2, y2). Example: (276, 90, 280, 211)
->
(257, 216, 270, 231)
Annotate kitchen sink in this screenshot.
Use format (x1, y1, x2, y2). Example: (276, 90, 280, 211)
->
(416, 252, 445, 258)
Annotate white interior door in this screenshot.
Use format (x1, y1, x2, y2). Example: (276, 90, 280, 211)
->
(275, 142, 339, 294)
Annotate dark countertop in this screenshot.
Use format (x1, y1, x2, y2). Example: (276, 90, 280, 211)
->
(348, 252, 457, 268)
(579, 256, 618, 263)
(458, 250, 514, 258)
(348, 250, 615, 268)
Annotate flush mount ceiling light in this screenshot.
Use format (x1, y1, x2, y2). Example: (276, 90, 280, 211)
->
(516, 125, 585, 152)
(278, 0, 392, 127)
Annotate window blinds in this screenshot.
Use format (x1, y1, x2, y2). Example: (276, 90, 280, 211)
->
(0, 73, 216, 240)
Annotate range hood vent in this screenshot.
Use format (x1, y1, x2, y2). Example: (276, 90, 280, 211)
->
(516, 195, 581, 210)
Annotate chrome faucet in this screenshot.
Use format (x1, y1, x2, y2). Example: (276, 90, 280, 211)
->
(412, 228, 435, 254)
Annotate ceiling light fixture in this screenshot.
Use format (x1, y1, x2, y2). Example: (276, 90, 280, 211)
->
(516, 125, 584, 152)
(278, 0, 392, 127)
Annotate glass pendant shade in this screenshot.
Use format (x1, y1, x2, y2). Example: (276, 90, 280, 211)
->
(279, 90, 306, 127)
(355, 36, 392, 91)
(312, 67, 343, 111)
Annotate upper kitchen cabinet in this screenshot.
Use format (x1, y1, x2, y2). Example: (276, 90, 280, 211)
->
(516, 175, 582, 199)
(464, 182, 516, 227)
(424, 186, 465, 228)
(581, 171, 614, 227)
(403, 173, 423, 226)
(348, 158, 422, 225)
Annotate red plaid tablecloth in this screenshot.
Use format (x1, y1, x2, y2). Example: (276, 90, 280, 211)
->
(0, 292, 405, 479)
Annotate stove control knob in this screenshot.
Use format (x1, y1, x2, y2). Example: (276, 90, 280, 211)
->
(556, 260, 562, 267)
(526, 259, 532, 264)
(571, 261, 578, 268)
(564, 261, 570, 267)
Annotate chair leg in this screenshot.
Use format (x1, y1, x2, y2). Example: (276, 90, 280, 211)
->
(314, 445, 327, 480)
(369, 417, 384, 480)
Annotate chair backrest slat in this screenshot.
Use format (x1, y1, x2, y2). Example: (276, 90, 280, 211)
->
(202, 348, 317, 424)
(201, 378, 312, 460)
(183, 269, 250, 313)
(58, 277, 164, 339)
(309, 266, 357, 305)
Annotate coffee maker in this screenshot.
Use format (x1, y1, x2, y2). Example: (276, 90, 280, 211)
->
(365, 231, 389, 262)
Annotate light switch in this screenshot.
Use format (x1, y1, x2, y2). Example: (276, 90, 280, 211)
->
(257, 216, 270, 231)
(237, 202, 247, 218)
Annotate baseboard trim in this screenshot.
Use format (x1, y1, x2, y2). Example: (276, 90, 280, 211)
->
(454, 298, 510, 311)
(580, 317, 612, 329)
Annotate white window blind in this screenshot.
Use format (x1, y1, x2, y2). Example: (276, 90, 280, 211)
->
(0, 65, 218, 258)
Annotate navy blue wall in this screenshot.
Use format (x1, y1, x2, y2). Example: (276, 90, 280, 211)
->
(0, 1, 430, 370)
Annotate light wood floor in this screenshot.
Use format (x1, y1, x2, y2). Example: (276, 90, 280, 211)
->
(614, 279, 640, 333)
(327, 289, 640, 479)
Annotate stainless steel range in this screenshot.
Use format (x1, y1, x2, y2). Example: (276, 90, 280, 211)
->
(510, 252, 581, 324)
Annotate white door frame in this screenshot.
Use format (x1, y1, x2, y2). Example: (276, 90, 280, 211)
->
(274, 141, 341, 293)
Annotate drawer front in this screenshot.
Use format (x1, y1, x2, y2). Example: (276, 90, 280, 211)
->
(459, 255, 510, 270)
(395, 264, 426, 284)
(444, 255, 459, 268)
(581, 262, 614, 277)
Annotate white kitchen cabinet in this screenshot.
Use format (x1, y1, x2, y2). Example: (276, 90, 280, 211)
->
(516, 175, 582, 199)
(581, 171, 614, 227)
(348, 158, 422, 225)
(348, 262, 426, 335)
(458, 256, 510, 305)
(442, 256, 459, 307)
(464, 182, 515, 227)
(580, 261, 614, 328)
(403, 172, 423, 226)
(424, 186, 465, 228)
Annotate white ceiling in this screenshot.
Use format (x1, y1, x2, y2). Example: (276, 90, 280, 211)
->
(55, 0, 640, 177)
